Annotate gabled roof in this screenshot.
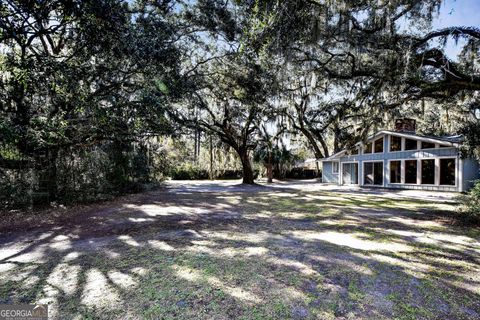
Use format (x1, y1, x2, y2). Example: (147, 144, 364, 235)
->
(321, 130, 463, 161)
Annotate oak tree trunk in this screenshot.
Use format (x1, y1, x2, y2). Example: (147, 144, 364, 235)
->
(239, 151, 255, 184)
(266, 151, 273, 183)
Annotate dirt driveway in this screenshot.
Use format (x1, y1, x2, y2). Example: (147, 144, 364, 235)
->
(0, 180, 479, 319)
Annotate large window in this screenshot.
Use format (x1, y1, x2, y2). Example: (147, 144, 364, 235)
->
(440, 158, 456, 185)
(390, 136, 402, 152)
(363, 142, 373, 154)
(405, 139, 418, 150)
(421, 141, 435, 149)
(374, 138, 384, 153)
(405, 160, 417, 184)
(364, 162, 383, 185)
(421, 159, 435, 184)
(390, 161, 401, 183)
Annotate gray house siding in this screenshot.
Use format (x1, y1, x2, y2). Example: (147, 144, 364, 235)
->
(321, 132, 479, 192)
(462, 158, 480, 191)
(322, 161, 338, 183)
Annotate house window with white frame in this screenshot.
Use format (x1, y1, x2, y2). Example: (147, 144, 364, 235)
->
(440, 158, 456, 185)
(390, 161, 401, 183)
(332, 162, 339, 174)
(421, 159, 435, 184)
(405, 138, 417, 150)
(405, 160, 417, 184)
(363, 142, 373, 154)
(374, 138, 384, 153)
(390, 136, 402, 152)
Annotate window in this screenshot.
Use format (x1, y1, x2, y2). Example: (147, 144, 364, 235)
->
(364, 162, 373, 185)
(390, 161, 401, 183)
(374, 138, 384, 153)
(364, 162, 383, 185)
(421, 159, 435, 184)
(405, 160, 417, 184)
(440, 158, 456, 185)
(390, 136, 402, 152)
(405, 139, 418, 150)
(332, 162, 339, 174)
(421, 141, 435, 149)
(363, 142, 373, 154)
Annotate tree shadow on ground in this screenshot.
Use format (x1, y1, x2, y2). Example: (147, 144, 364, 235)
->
(0, 186, 479, 319)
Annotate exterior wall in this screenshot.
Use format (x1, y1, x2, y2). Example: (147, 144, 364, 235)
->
(332, 133, 473, 191)
(462, 158, 480, 191)
(321, 161, 339, 183)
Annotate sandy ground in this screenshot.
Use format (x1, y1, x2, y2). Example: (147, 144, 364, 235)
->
(0, 180, 478, 319)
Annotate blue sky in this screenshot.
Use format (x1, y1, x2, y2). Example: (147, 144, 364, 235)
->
(432, 0, 480, 59)
(433, 0, 480, 29)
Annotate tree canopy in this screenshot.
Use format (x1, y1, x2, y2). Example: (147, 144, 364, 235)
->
(1, 0, 479, 206)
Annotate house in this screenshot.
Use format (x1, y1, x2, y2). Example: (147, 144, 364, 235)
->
(321, 119, 480, 192)
(294, 158, 320, 170)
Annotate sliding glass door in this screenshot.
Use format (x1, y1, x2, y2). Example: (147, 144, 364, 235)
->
(342, 163, 358, 185)
(364, 162, 383, 185)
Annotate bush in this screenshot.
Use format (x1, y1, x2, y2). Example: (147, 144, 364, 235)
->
(217, 169, 243, 179)
(0, 140, 168, 209)
(169, 166, 257, 180)
(285, 168, 320, 179)
(458, 180, 480, 222)
(0, 169, 33, 209)
(170, 164, 210, 180)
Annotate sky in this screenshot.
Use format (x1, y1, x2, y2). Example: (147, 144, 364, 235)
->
(432, 0, 480, 29)
(431, 0, 480, 59)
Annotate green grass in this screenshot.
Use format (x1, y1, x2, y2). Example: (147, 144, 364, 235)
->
(0, 187, 478, 319)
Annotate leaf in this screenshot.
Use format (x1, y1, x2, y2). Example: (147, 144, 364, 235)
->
(156, 80, 170, 95)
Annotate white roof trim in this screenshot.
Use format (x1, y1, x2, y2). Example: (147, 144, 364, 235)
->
(320, 150, 346, 161)
(320, 130, 461, 161)
(377, 130, 461, 146)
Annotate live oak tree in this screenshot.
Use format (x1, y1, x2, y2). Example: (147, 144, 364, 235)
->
(169, 55, 275, 184)
(0, 0, 180, 200)
(2, 0, 479, 206)
(148, 0, 279, 184)
(243, 0, 480, 152)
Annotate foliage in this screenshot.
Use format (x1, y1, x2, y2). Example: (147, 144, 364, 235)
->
(459, 119, 480, 160)
(170, 163, 210, 180)
(0, 0, 180, 206)
(242, 0, 480, 155)
(0, 142, 168, 208)
(285, 168, 319, 180)
(0, 169, 33, 209)
(458, 180, 480, 222)
(254, 143, 299, 179)
(1, 0, 480, 207)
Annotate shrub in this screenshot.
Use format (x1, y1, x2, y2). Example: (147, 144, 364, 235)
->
(458, 180, 480, 222)
(285, 168, 320, 179)
(0, 169, 33, 209)
(217, 169, 243, 179)
(0, 141, 168, 209)
(170, 164, 209, 180)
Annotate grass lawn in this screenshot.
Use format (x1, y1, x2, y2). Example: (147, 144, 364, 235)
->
(0, 181, 479, 319)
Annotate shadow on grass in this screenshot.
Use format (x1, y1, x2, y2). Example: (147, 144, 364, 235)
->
(0, 187, 479, 319)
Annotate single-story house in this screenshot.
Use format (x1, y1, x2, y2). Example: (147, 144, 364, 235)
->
(321, 120, 480, 192)
(294, 158, 320, 170)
